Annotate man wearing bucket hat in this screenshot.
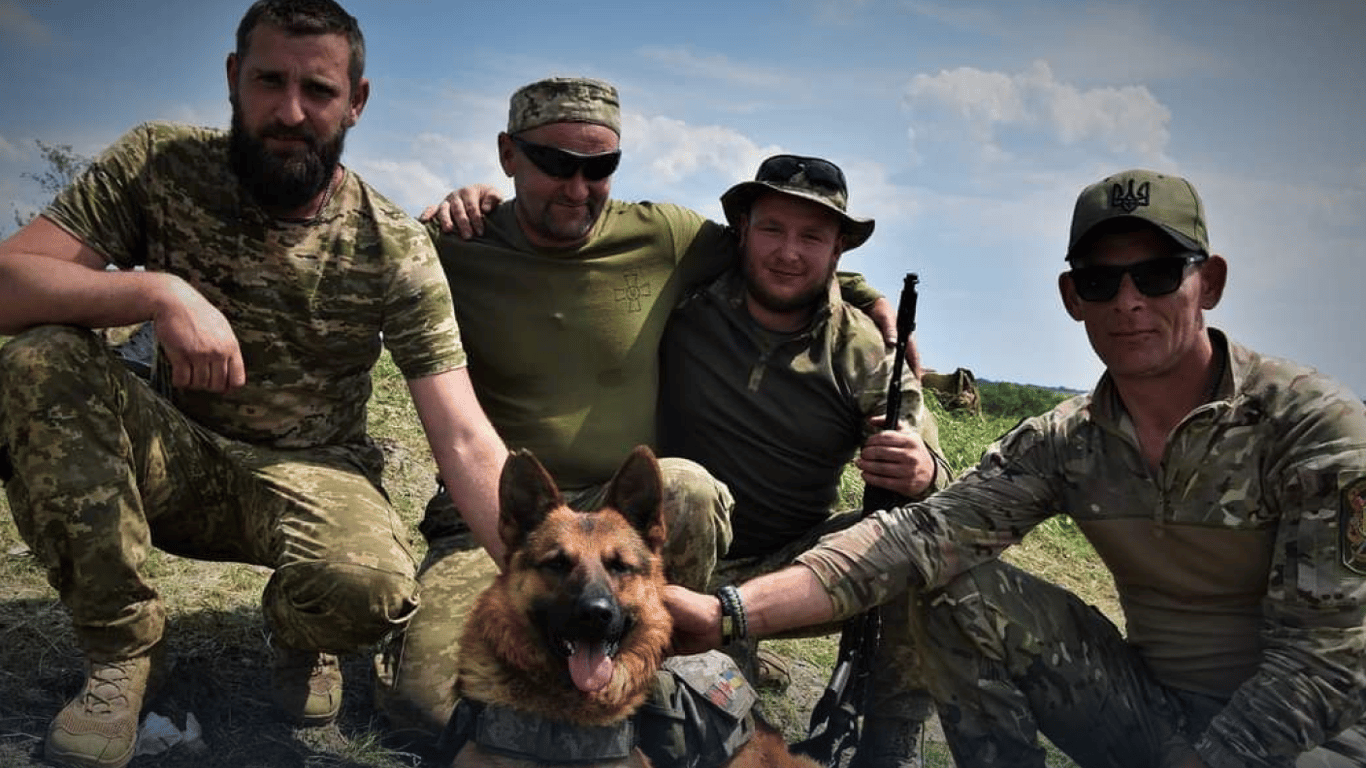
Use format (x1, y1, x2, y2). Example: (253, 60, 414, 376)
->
(666, 168, 1366, 767)
(375, 77, 897, 747)
(658, 153, 952, 767)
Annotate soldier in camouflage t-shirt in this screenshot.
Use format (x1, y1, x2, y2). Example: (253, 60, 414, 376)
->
(666, 169, 1366, 768)
(0, 3, 507, 767)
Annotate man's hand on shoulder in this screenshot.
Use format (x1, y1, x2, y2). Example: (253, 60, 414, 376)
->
(419, 184, 504, 239)
(857, 415, 936, 499)
(867, 296, 897, 349)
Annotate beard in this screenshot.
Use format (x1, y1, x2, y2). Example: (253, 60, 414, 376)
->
(228, 98, 346, 213)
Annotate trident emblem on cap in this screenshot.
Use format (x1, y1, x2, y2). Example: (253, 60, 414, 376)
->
(1109, 179, 1150, 213)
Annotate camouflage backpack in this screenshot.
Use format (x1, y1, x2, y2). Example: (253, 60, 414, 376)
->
(921, 367, 981, 415)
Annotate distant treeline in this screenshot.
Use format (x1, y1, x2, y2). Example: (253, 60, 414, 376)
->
(975, 379, 1075, 419)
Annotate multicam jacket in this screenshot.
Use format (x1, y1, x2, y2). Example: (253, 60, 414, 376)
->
(44, 122, 464, 466)
(798, 329, 1366, 765)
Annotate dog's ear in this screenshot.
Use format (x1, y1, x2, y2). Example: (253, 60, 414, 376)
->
(498, 448, 565, 551)
(604, 445, 666, 549)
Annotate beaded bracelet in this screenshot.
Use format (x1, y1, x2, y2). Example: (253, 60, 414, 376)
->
(715, 584, 748, 645)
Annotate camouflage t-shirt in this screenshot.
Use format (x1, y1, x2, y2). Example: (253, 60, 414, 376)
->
(44, 121, 464, 452)
(660, 269, 950, 557)
(798, 329, 1366, 765)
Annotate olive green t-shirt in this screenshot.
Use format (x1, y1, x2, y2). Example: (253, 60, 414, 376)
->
(432, 199, 730, 489)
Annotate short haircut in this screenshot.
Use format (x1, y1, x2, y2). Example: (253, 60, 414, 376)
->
(235, 0, 366, 91)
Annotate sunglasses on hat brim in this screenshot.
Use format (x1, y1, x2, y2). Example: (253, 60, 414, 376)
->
(510, 135, 621, 181)
(754, 154, 847, 193)
(1069, 252, 1208, 302)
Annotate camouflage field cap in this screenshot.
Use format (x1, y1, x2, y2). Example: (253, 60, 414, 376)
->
(1067, 168, 1210, 260)
(720, 154, 875, 250)
(507, 76, 621, 135)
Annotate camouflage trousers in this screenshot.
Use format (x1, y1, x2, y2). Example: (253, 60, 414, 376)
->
(710, 510, 933, 726)
(917, 559, 1366, 768)
(374, 457, 733, 743)
(0, 326, 419, 661)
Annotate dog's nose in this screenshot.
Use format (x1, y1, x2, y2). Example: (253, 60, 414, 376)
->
(578, 596, 616, 628)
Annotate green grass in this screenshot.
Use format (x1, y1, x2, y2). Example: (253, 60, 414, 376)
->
(0, 361, 1114, 767)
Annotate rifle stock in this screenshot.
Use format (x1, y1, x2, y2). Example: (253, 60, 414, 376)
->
(795, 273, 920, 767)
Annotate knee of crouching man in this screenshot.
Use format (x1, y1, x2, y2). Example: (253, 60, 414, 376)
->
(0, 325, 103, 371)
(264, 560, 421, 652)
(0, 326, 105, 394)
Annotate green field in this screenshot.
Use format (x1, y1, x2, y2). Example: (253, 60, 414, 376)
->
(0, 357, 1114, 767)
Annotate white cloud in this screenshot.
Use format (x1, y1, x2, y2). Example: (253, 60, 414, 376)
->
(636, 46, 799, 91)
(350, 158, 454, 216)
(409, 132, 499, 177)
(622, 113, 780, 186)
(348, 125, 510, 215)
(904, 60, 1171, 164)
(0, 1, 54, 47)
(842, 158, 922, 225)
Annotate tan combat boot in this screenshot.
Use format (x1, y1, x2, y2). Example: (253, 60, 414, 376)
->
(754, 646, 792, 692)
(271, 638, 343, 727)
(46, 644, 164, 768)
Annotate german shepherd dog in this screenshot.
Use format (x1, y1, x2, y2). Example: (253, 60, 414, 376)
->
(450, 446, 818, 768)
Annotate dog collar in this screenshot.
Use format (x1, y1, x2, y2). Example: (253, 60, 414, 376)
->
(447, 699, 636, 763)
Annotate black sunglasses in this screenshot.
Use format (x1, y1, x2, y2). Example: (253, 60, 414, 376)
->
(755, 154, 847, 193)
(510, 135, 621, 181)
(1069, 252, 1208, 302)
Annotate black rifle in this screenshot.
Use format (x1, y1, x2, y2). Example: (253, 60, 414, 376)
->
(794, 273, 919, 767)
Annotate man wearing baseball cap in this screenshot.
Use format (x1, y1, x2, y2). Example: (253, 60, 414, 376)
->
(660, 153, 951, 768)
(666, 168, 1366, 767)
(375, 77, 897, 748)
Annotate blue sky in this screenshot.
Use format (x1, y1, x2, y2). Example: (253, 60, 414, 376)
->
(2, 0, 1363, 395)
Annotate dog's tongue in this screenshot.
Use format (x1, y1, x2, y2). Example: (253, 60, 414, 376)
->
(568, 642, 613, 692)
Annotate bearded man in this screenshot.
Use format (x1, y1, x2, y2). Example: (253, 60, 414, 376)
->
(0, 2, 508, 767)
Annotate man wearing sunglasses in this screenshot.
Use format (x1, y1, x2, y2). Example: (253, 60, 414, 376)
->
(658, 153, 952, 768)
(666, 169, 1366, 767)
(375, 77, 897, 747)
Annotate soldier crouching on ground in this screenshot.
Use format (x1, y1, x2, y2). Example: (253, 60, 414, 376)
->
(665, 168, 1366, 768)
(0, 2, 508, 767)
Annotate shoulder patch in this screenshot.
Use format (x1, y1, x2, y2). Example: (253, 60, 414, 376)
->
(1341, 477, 1366, 575)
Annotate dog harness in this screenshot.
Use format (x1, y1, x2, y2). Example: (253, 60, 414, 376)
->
(445, 699, 636, 762)
(441, 651, 759, 767)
